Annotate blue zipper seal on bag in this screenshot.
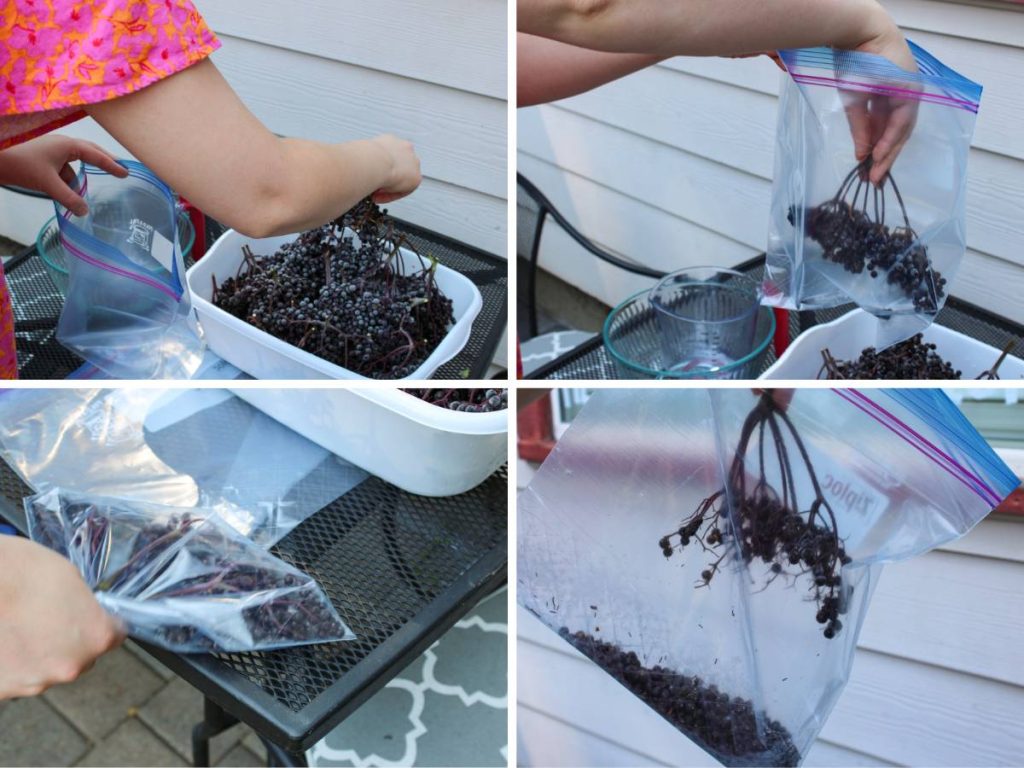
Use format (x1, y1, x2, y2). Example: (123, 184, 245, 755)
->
(779, 39, 982, 113)
(882, 389, 1019, 499)
(831, 389, 1017, 506)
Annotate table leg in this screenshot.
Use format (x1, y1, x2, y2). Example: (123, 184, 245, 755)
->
(259, 735, 309, 767)
(191, 697, 239, 767)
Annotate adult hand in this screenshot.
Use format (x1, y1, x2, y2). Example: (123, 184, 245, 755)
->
(753, 388, 794, 411)
(370, 134, 422, 204)
(0, 536, 124, 699)
(842, 24, 919, 185)
(0, 135, 128, 216)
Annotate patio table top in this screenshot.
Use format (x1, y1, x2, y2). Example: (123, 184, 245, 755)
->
(4, 217, 507, 380)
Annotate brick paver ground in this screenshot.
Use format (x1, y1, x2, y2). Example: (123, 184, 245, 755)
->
(0, 642, 266, 768)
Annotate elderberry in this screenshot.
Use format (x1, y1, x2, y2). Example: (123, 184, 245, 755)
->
(660, 394, 850, 638)
(43, 502, 344, 651)
(791, 159, 946, 314)
(819, 335, 961, 380)
(561, 629, 801, 767)
(212, 199, 455, 379)
(402, 388, 508, 412)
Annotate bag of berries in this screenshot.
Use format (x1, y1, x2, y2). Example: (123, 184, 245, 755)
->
(518, 389, 1016, 767)
(763, 41, 981, 348)
(25, 488, 354, 653)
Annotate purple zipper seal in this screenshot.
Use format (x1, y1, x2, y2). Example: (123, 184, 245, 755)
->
(60, 234, 182, 302)
(789, 73, 979, 112)
(833, 389, 1000, 505)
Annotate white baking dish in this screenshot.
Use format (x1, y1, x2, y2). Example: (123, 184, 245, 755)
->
(232, 388, 507, 496)
(187, 229, 482, 380)
(761, 309, 1024, 379)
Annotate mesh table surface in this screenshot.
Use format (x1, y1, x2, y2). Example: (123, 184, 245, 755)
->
(527, 258, 1024, 380)
(0, 458, 508, 752)
(6, 217, 507, 380)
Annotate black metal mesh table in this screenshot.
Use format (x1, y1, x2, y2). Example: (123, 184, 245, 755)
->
(5, 216, 507, 380)
(526, 258, 1024, 380)
(0, 458, 507, 764)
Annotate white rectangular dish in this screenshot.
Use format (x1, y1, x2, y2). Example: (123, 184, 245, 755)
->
(186, 229, 483, 380)
(761, 309, 1024, 379)
(232, 388, 507, 497)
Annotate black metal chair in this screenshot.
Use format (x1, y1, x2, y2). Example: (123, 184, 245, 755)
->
(517, 173, 666, 339)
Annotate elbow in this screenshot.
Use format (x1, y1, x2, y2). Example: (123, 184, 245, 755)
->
(556, 0, 615, 30)
(218, 184, 297, 240)
(217, 142, 302, 239)
(567, 0, 613, 18)
(227, 209, 290, 240)
(538, 0, 619, 49)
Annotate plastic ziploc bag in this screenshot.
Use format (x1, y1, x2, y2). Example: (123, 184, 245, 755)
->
(25, 488, 353, 653)
(0, 388, 366, 547)
(764, 42, 982, 348)
(56, 160, 204, 379)
(518, 389, 1016, 767)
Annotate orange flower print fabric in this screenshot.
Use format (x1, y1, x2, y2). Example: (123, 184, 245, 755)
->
(0, 0, 220, 150)
(0, 259, 17, 379)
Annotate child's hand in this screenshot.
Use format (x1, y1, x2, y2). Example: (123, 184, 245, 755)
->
(0, 135, 128, 216)
(843, 24, 919, 185)
(0, 536, 124, 699)
(370, 134, 422, 204)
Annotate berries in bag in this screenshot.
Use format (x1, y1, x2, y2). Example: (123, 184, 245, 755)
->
(518, 389, 1016, 766)
(25, 488, 354, 653)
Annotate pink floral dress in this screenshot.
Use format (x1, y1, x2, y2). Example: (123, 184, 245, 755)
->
(0, 257, 15, 379)
(0, 0, 220, 377)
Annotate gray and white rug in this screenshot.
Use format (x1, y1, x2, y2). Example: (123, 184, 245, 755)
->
(308, 588, 508, 767)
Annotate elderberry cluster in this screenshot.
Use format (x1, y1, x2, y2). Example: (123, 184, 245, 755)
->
(403, 388, 508, 412)
(156, 565, 343, 650)
(213, 199, 455, 379)
(820, 336, 1018, 380)
(789, 160, 946, 313)
(660, 396, 850, 639)
(819, 335, 961, 380)
(738, 491, 851, 639)
(43, 502, 345, 650)
(561, 629, 800, 767)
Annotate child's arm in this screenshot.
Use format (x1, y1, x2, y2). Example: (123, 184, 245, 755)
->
(86, 59, 421, 238)
(0, 135, 128, 216)
(0, 536, 123, 699)
(519, 0, 911, 64)
(519, 0, 915, 182)
(519, 32, 665, 107)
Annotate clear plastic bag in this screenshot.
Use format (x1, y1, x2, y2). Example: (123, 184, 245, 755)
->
(764, 42, 982, 348)
(0, 388, 366, 547)
(518, 389, 1016, 766)
(56, 160, 204, 378)
(25, 488, 354, 653)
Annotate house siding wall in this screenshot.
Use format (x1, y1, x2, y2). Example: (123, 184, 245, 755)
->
(516, 0, 1024, 324)
(0, 0, 508, 256)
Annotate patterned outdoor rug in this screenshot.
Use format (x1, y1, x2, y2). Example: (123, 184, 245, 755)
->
(308, 587, 508, 767)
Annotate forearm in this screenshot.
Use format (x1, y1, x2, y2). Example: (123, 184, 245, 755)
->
(518, 33, 664, 107)
(270, 137, 394, 235)
(86, 59, 395, 237)
(519, 0, 891, 57)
